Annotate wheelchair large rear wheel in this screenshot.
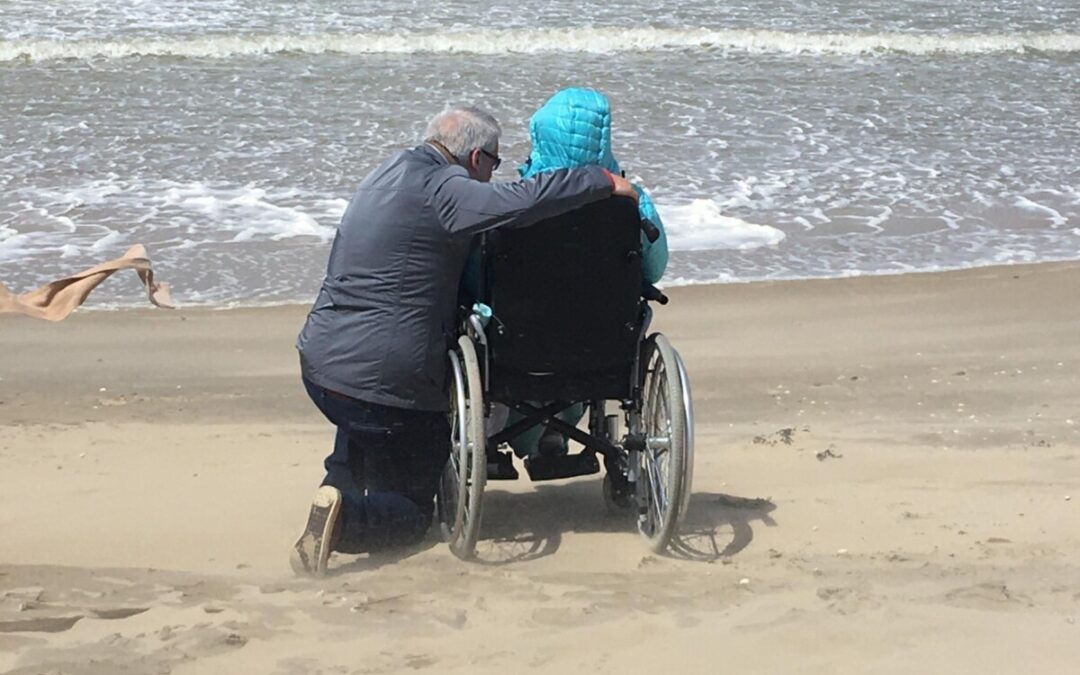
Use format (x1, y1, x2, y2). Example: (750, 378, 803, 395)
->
(637, 333, 693, 552)
(437, 335, 487, 559)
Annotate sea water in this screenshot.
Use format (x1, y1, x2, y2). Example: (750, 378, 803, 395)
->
(2, 0, 1078, 305)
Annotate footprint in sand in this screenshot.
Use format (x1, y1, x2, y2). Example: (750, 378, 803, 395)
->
(943, 582, 1034, 610)
(0, 607, 149, 633)
(0, 615, 84, 633)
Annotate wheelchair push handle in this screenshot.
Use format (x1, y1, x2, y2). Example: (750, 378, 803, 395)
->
(643, 284, 669, 305)
(617, 168, 658, 243)
(640, 218, 660, 244)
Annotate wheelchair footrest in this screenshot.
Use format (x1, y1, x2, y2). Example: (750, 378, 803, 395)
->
(486, 451, 520, 481)
(524, 452, 600, 482)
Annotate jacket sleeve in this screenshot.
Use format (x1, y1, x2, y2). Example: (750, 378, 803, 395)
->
(432, 165, 613, 236)
(636, 186, 669, 284)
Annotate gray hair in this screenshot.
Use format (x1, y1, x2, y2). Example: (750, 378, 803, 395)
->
(424, 107, 501, 161)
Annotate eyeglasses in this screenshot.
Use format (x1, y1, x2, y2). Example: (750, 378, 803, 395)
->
(479, 148, 502, 171)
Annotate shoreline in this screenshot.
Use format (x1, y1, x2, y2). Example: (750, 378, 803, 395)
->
(42, 256, 1080, 315)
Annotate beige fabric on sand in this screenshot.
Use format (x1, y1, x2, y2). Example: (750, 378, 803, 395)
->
(0, 244, 173, 321)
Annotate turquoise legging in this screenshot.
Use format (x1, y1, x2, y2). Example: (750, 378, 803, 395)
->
(507, 402, 586, 458)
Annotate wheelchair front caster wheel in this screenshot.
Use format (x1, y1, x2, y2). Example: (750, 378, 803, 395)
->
(602, 473, 635, 516)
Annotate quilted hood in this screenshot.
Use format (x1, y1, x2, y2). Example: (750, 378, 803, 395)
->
(519, 88, 621, 178)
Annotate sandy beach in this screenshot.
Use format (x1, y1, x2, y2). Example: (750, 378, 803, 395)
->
(2, 261, 1079, 674)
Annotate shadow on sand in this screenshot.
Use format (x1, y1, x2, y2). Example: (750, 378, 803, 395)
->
(330, 479, 777, 573)
(668, 493, 777, 562)
(472, 479, 777, 566)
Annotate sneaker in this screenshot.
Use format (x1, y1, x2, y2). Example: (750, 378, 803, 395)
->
(290, 485, 342, 578)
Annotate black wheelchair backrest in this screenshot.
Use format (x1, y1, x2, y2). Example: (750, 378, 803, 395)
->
(482, 196, 643, 402)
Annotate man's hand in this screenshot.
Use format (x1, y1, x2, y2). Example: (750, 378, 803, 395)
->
(604, 170, 639, 202)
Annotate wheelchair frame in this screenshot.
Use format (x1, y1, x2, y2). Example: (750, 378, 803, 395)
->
(436, 201, 695, 560)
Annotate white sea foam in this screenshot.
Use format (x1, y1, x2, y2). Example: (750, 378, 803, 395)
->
(4, 28, 1080, 62)
(58, 243, 81, 258)
(0, 179, 341, 265)
(159, 183, 342, 242)
(660, 199, 786, 251)
(1013, 196, 1067, 228)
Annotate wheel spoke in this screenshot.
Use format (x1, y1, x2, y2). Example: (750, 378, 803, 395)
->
(653, 449, 668, 508)
(640, 471, 656, 535)
(647, 452, 665, 526)
(646, 358, 668, 441)
(648, 358, 663, 425)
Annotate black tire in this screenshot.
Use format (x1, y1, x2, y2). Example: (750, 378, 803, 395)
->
(603, 472, 636, 517)
(672, 347, 695, 522)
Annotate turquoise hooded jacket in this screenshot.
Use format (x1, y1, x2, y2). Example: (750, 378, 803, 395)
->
(519, 88, 668, 283)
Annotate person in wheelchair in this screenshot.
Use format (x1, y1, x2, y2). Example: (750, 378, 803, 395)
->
(502, 88, 669, 464)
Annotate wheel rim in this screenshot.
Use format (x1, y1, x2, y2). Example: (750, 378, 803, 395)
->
(437, 337, 486, 559)
(440, 350, 469, 539)
(636, 334, 688, 551)
(640, 346, 673, 538)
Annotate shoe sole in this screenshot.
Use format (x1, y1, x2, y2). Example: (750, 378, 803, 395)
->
(290, 486, 342, 578)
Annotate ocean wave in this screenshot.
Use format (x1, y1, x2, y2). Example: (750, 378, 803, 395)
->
(0, 179, 341, 265)
(661, 199, 786, 252)
(3, 27, 1080, 62)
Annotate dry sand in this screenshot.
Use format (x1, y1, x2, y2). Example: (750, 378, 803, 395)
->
(2, 261, 1079, 674)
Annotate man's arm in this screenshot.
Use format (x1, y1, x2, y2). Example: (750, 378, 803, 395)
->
(432, 165, 635, 236)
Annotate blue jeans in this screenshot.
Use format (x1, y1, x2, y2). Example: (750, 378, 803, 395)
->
(303, 378, 450, 554)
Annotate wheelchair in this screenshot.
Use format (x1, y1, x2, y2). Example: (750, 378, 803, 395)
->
(436, 196, 694, 559)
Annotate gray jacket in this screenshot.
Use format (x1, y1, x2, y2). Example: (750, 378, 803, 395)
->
(297, 143, 614, 411)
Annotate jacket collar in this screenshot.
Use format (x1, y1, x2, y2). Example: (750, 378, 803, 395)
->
(423, 139, 459, 165)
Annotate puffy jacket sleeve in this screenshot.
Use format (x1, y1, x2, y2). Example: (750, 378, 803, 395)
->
(432, 165, 613, 236)
(635, 185, 668, 284)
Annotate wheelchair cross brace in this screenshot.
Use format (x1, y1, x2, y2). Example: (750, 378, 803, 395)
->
(487, 400, 623, 460)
